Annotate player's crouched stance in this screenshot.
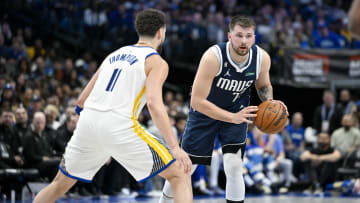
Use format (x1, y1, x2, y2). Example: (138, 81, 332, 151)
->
(33, 9, 192, 203)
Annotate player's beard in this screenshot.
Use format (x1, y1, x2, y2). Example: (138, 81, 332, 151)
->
(230, 40, 249, 56)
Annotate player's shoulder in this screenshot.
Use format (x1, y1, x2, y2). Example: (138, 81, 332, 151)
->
(145, 53, 168, 68)
(204, 44, 222, 61)
(255, 45, 270, 60)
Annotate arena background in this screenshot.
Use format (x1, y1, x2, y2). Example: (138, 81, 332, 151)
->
(0, 0, 359, 202)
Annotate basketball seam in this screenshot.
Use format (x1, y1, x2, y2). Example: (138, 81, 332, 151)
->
(262, 102, 281, 132)
(269, 108, 287, 133)
(258, 102, 272, 129)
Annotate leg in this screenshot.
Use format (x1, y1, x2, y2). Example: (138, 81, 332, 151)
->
(278, 159, 293, 187)
(209, 150, 221, 188)
(318, 161, 338, 189)
(158, 160, 193, 203)
(219, 122, 247, 202)
(33, 170, 77, 203)
(158, 113, 218, 202)
(159, 164, 197, 203)
(223, 148, 245, 203)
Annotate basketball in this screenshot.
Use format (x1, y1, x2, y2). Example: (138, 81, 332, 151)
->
(254, 100, 288, 134)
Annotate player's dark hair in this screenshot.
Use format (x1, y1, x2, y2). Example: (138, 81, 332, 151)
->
(135, 9, 166, 37)
(229, 15, 256, 32)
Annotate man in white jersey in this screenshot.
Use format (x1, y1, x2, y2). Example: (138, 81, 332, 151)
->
(33, 9, 193, 203)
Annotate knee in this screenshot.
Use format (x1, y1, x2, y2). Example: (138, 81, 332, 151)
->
(163, 161, 187, 184)
(223, 152, 244, 177)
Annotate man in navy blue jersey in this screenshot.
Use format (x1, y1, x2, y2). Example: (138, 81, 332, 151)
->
(159, 16, 287, 203)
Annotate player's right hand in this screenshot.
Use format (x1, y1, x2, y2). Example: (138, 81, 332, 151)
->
(170, 147, 192, 174)
(232, 106, 258, 124)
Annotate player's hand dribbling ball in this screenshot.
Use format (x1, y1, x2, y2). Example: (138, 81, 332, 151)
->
(254, 100, 288, 134)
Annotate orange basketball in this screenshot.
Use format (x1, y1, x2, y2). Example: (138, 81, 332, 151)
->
(254, 100, 288, 134)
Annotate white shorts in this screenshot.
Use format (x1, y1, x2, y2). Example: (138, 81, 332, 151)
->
(59, 108, 175, 183)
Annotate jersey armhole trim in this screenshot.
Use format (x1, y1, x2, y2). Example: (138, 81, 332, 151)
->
(145, 52, 160, 59)
(210, 45, 223, 76)
(256, 46, 262, 80)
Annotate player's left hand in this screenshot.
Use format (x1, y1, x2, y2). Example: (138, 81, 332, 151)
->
(170, 147, 192, 174)
(267, 98, 289, 116)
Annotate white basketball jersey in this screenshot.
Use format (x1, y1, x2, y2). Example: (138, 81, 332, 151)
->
(84, 45, 159, 119)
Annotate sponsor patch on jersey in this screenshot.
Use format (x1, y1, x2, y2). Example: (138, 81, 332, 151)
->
(245, 72, 255, 76)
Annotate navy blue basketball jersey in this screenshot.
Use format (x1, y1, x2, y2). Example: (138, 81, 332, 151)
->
(195, 42, 262, 114)
(182, 42, 262, 164)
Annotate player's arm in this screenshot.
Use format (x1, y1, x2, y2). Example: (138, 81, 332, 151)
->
(145, 55, 192, 173)
(191, 49, 257, 124)
(349, 0, 360, 39)
(255, 49, 273, 102)
(77, 66, 102, 107)
(256, 48, 288, 114)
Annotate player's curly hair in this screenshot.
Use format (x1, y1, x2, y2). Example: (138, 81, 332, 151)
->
(135, 9, 165, 37)
(229, 15, 256, 32)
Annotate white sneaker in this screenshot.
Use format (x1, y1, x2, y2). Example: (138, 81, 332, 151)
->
(261, 185, 272, 194)
(279, 187, 288, 194)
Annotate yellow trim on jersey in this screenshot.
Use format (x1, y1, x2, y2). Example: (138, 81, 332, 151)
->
(131, 86, 173, 164)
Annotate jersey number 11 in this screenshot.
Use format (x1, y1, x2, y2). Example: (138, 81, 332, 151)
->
(106, 68, 122, 92)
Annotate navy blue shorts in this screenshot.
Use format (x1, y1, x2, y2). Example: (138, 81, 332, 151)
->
(181, 111, 247, 165)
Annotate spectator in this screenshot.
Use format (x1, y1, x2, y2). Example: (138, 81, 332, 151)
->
(0, 83, 20, 110)
(331, 115, 360, 158)
(44, 104, 60, 130)
(13, 106, 29, 155)
(263, 133, 294, 193)
(337, 89, 355, 115)
(0, 108, 24, 168)
(58, 105, 76, 127)
(23, 112, 60, 181)
(314, 24, 342, 48)
(54, 115, 77, 154)
(243, 126, 273, 194)
(284, 112, 305, 178)
(208, 136, 225, 195)
(27, 94, 44, 122)
(312, 90, 343, 134)
(300, 132, 341, 193)
(284, 112, 305, 154)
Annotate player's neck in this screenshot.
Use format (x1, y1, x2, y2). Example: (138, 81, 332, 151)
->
(135, 39, 157, 50)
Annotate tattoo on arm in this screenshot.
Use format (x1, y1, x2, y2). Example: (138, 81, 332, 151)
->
(257, 86, 273, 101)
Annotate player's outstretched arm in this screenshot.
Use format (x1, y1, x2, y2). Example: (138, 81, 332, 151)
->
(349, 0, 360, 39)
(145, 55, 192, 174)
(77, 66, 102, 107)
(191, 49, 257, 124)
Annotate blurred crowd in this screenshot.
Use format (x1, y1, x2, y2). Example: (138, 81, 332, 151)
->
(2, 0, 360, 64)
(0, 0, 360, 200)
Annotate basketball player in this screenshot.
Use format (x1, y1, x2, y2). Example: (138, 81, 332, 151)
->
(159, 16, 287, 203)
(349, 0, 360, 39)
(33, 9, 193, 203)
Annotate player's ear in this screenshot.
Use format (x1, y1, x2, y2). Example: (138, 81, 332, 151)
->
(227, 32, 231, 41)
